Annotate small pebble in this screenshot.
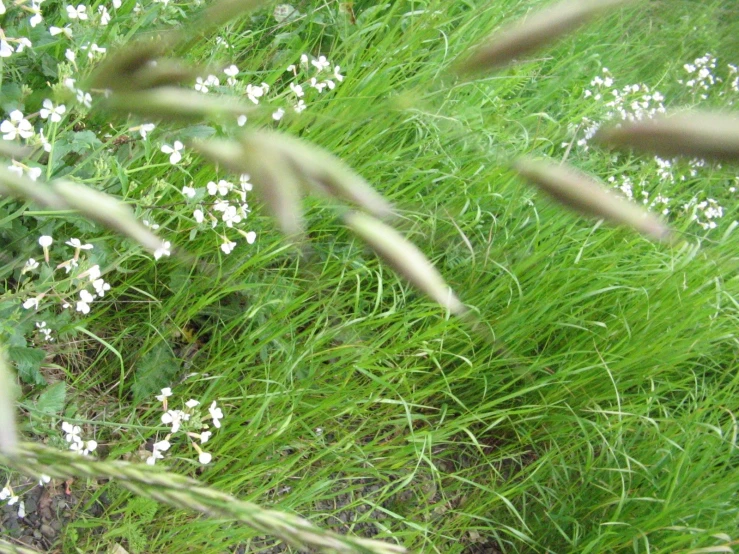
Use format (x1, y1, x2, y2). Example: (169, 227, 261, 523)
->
(40, 523, 56, 538)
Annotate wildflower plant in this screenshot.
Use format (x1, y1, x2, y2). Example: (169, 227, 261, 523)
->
(147, 387, 223, 466)
(0, 0, 737, 552)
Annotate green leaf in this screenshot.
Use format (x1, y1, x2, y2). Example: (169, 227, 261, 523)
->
(132, 343, 181, 404)
(9, 346, 47, 385)
(36, 381, 66, 415)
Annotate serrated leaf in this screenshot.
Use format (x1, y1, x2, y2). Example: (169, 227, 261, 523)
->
(131, 343, 181, 403)
(36, 381, 66, 415)
(9, 346, 46, 385)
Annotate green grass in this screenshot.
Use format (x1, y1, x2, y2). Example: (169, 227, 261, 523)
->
(3, 0, 739, 552)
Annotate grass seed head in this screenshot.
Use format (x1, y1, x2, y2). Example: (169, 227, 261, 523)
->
(53, 180, 164, 253)
(456, 0, 636, 74)
(252, 130, 395, 219)
(103, 87, 257, 121)
(513, 157, 673, 242)
(594, 111, 739, 162)
(344, 211, 466, 315)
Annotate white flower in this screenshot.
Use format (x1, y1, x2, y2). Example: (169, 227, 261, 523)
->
(237, 114, 247, 127)
(146, 450, 163, 465)
(309, 77, 326, 93)
(98, 5, 110, 24)
(0, 487, 10, 500)
(23, 297, 40, 310)
(154, 241, 171, 260)
(193, 209, 204, 223)
(38, 474, 51, 486)
(207, 180, 231, 196)
(66, 4, 88, 19)
(182, 185, 196, 198)
(49, 25, 73, 38)
(245, 231, 257, 244)
(24, 258, 39, 271)
(300, 54, 309, 65)
(200, 431, 212, 443)
(17, 500, 26, 518)
(66, 238, 93, 250)
(65, 49, 76, 63)
(156, 387, 173, 401)
(76, 90, 92, 108)
(0, 40, 13, 58)
(311, 55, 330, 71)
(185, 399, 199, 408)
(220, 240, 236, 254)
(286, 64, 296, 73)
(333, 66, 344, 82)
(1, 110, 34, 140)
(289, 82, 304, 97)
(15, 38, 32, 52)
(28, 2, 44, 27)
(222, 206, 242, 227)
(136, 123, 155, 138)
(87, 264, 102, 281)
(161, 409, 184, 433)
(92, 278, 110, 297)
(153, 439, 171, 451)
(77, 289, 94, 314)
(239, 174, 253, 191)
(198, 451, 212, 464)
(161, 141, 183, 164)
(209, 401, 223, 428)
(294, 100, 306, 113)
(224, 64, 238, 85)
(39, 235, 53, 247)
(272, 108, 285, 121)
(194, 77, 209, 93)
(246, 83, 265, 104)
(64, 78, 76, 91)
(62, 422, 81, 442)
(83, 440, 97, 455)
(7, 493, 19, 506)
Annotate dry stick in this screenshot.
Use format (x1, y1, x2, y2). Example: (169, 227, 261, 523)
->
(455, 0, 637, 74)
(0, 443, 406, 554)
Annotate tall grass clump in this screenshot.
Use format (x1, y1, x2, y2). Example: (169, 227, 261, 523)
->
(1, 0, 738, 552)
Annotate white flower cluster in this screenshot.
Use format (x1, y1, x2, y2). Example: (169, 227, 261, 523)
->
(682, 197, 724, 230)
(182, 174, 257, 255)
(573, 68, 667, 152)
(62, 421, 98, 455)
(21, 235, 112, 322)
(678, 53, 719, 100)
(0, 484, 25, 519)
(148, 387, 224, 465)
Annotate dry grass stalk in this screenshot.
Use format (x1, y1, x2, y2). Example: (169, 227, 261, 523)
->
(594, 111, 739, 162)
(244, 130, 395, 220)
(52, 180, 164, 253)
(0, 443, 406, 554)
(103, 87, 256, 121)
(344, 211, 466, 315)
(513, 157, 673, 242)
(0, 351, 18, 454)
(190, 137, 306, 237)
(0, 538, 43, 554)
(456, 0, 635, 74)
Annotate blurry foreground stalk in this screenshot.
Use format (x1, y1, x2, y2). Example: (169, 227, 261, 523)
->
(595, 111, 739, 162)
(513, 157, 673, 242)
(0, 349, 18, 454)
(0, 169, 164, 255)
(0, 443, 406, 554)
(456, 0, 637, 74)
(0, 538, 42, 554)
